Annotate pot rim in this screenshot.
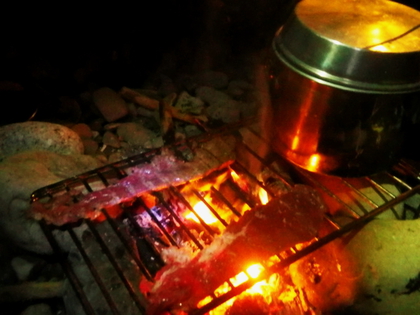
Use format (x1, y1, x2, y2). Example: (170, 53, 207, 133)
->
(273, 0, 420, 94)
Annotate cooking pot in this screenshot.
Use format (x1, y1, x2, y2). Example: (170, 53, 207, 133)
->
(269, 0, 420, 177)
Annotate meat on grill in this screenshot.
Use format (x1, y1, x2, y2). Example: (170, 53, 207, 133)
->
(145, 184, 327, 314)
(29, 135, 237, 226)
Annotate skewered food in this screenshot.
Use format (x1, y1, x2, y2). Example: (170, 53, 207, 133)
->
(29, 135, 236, 226)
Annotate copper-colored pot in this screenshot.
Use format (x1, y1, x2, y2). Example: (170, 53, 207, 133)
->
(269, 0, 420, 177)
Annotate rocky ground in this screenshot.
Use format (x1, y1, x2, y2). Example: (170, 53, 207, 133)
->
(0, 3, 269, 307)
(0, 49, 262, 314)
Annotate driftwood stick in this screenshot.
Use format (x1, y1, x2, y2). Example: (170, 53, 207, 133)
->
(160, 93, 176, 137)
(169, 106, 208, 125)
(120, 86, 159, 110)
(120, 87, 208, 124)
(0, 281, 65, 302)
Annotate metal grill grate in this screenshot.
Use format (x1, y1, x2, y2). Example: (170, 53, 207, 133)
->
(31, 124, 420, 315)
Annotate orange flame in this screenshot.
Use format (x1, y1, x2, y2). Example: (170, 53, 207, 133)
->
(307, 153, 321, 171)
(198, 261, 285, 314)
(231, 170, 249, 192)
(258, 187, 269, 205)
(185, 200, 218, 224)
(181, 170, 303, 313)
(229, 264, 264, 287)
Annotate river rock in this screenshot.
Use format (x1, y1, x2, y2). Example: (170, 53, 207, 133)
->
(102, 130, 121, 148)
(10, 256, 39, 281)
(290, 219, 420, 315)
(0, 151, 103, 254)
(92, 87, 129, 122)
(0, 121, 84, 162)
(174, 91, 205, 115)
(71, 123, 93, 139)
(205, 99, 242, 123)
(343, 219, 420, 315)
(116, 122, 159, 147)
(195, 86, 231, 105)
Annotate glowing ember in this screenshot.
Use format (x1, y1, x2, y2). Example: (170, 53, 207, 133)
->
(308, 154, 321, 171)
(258, 187, 269, 205)
(228, 263, 265, 288)
(186, 200, 218, 224)
(195, 247, 313, 314)
(199, 266, 289, 315)
(230, 170, 249, 192)
(175, 170, 314, 314)
(247, 263, 265, 279)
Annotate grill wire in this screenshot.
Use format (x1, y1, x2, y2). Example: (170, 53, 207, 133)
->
(31, 124, 420, 315)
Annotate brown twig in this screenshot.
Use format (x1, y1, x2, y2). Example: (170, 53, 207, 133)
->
(119, 87, 208, 125)
(160, 93, 176, 137)
(119, 86, 159, 110)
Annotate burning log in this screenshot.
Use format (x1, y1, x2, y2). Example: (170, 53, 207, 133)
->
(143, 184, 327, 314)
(29, 135, 237, 226)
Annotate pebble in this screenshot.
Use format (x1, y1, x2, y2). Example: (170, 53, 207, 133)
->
(0, 150, 103, 254)
(116, 122, 157, 147)
(71, 123, 93, 139)
(0, 121, 84, 162)
(82, 138, 100, 156)
(195, 86, 242, 123)
(183, 125, 203, 137)
(144, 136, 164, 149)
(92, 87, 129, 122)
(195, 86, 231, 105)
(88, 118, 106, 132)
(205, 99, 242, 123)
(108, 151, 126, 163)
(175, 91, 205, 114)
(10, 256, 39, 281)
(102, 131, 121, 148)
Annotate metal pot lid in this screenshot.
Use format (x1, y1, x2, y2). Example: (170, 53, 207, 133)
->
(273, 0, 420, 93)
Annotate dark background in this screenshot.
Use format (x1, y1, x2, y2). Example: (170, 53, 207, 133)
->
(0, 0, 419, 125)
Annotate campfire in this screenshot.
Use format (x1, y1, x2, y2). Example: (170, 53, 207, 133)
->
(23, 121, 420, 315)
(1, 86, 420, 315)
(1, 1, 420, 314)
